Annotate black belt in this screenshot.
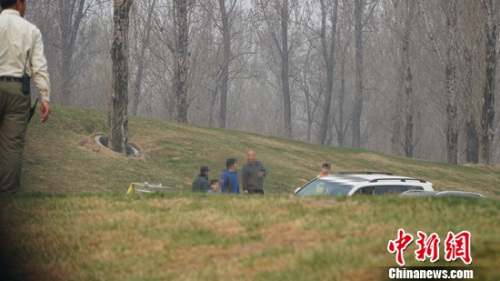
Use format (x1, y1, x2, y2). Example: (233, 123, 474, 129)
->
(0, 76, 23, 83)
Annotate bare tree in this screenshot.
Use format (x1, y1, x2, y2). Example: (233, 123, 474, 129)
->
(295, 33, 321, 143)
(462, 46, 479, 163)
(352, 0, 365, 148)
(108, 0, 133, 154)
(217, 0, 234, 129)
(419, 0, 459, 164)
(318, 0, 339, 145)
(443, 0, 459, 164)
(458, 3, 482, 164)
(24, 0, 500, 164)
(335, 42, 349, 147)
(391, 0, 416, 157)
(332, 0, 354, 148)
(279, 0, 292, 138)
(479, 0, 497, 165)
(131, 0, 157, 116)
(254, 0, 293, 138)
(57, 0, 87, 106)
(168, 0, 192, 123)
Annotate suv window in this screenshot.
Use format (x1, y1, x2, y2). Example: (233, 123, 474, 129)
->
(354, 185, 423, 195)
(296, 179, 353, 196)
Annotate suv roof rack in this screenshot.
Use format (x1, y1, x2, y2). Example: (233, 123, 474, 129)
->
(369, 178, 427, 183)
(338, 171, 394, 175)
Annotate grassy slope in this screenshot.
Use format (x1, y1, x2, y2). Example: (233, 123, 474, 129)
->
(0, 105, 499, 281)
(20, 105, 500, 196)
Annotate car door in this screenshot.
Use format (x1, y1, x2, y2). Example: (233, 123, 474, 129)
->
(354, 185, 424, 196)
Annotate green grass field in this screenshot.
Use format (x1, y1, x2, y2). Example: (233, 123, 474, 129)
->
(1, 105, 499, 281)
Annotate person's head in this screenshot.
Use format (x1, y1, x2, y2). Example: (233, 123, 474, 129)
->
(247, 150, 256, 165)
(200, 166, 209, 177)
(210, 179, 220, 191)
(226, 158, 237, 171)
(321, 163, 331, 174)
(1, 0, 26, 17)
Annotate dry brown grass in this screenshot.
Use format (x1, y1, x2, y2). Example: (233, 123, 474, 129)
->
(1, 194, 498, 281)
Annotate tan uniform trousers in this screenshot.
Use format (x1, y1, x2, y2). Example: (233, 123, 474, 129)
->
(0, 81, 30, 194)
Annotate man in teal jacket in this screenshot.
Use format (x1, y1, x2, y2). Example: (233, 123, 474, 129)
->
(192, 166, 210, 192)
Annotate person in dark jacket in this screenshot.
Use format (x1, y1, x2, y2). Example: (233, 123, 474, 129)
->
(220, 158, 239, 194)
(242, 151, 266, 195)
(192, 166, 210, 192)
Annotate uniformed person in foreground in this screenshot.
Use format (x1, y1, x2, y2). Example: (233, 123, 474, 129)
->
(0, 0, 51, 194)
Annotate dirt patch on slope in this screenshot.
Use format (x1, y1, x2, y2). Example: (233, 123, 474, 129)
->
(79, 133, 147, 161)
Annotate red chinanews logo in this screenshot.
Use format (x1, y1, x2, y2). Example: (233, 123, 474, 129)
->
(387, 229, 472, 266)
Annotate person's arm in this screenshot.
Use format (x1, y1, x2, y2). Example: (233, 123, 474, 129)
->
(31, 28, 51, 123)
(259, 162, 266, 177)
(192, 179, 198, 192)
(40, 101, 50, 123)
(234, 172, 239, 194)
(220, 172, 228, 193)
(241, 164, 248, 191)
(219, 175, 224, 193)
(202, 178, 210, 192)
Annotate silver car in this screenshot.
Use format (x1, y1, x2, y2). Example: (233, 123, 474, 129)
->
(400, 190, 486, 198)
(294, 172, 434, 196)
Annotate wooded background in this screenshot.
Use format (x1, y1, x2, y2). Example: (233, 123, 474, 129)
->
(21, 0, 499, 164)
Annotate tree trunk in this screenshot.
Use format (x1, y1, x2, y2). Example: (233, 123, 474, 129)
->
(108, 0, 133, 154)
(172, 0, 190, 123)
(218, 0, 231, 129)
(444, 1, 458, 165)
(208, 88, 218, 127)
(281, 0, 292, 138)
(419, 0, 459, 164)
(463, 46, 479, 164)
(479, 0, 496, 165)
(318, 0, 338, 145)
(403, 67, 414, 158)
(58, 0, 86, 106)
(336, 53, 346, 147)
(352, 0, 364, 148)
(392, 48, 403, 157)
(302, 76, 313, 143)
(402, 1, 416, 158)
(132, 0, 156, 116)
(465, 117, 479, 163)
(445, 63, 458, 165)
(259, 0, 293, 138)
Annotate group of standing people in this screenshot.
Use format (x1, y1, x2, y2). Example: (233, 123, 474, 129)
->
(192, 150, 267, 195)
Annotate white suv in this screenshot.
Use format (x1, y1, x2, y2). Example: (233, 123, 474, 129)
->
(294, 172, 434, 196)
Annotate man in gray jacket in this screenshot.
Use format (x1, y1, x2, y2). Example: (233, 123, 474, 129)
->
(242, 151, 266, 195)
